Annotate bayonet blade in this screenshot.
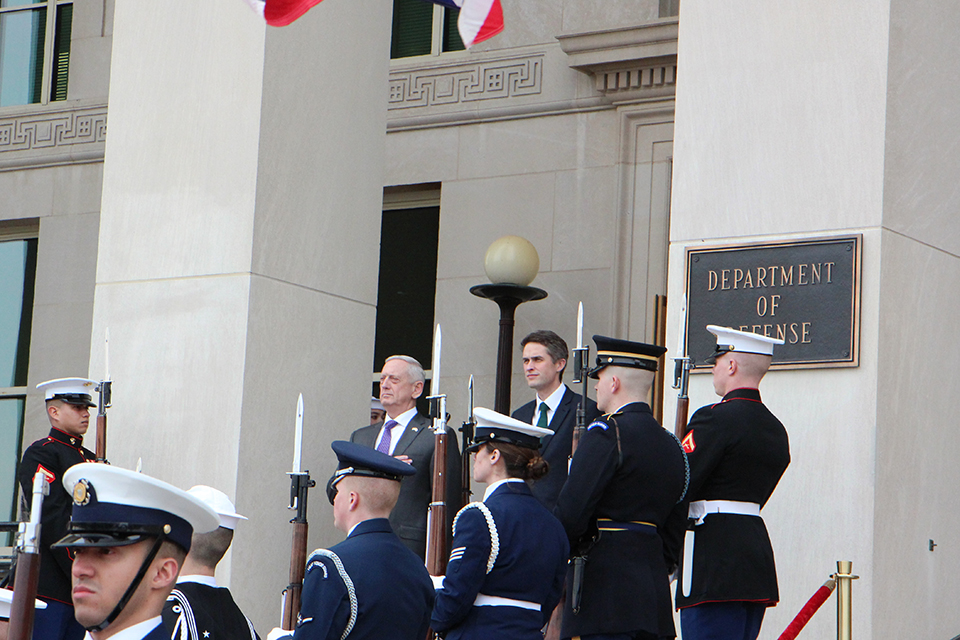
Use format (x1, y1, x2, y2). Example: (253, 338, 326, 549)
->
(292, 393, 304, 474)
(576, 302, 583, 350)
(430, 324, 442, 398)
(468, 374, 474, 421)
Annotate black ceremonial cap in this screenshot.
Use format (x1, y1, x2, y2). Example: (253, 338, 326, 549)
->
(327, 440, 416, 504)
(588, 334, 667, 378)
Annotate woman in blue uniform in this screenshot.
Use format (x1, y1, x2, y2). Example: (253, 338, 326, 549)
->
(431, 408, 569, 640)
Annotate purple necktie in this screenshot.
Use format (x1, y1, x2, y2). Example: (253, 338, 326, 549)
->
(377, 420, 398, 454)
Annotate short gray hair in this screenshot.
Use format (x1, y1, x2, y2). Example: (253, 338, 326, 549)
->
(384, 355, 425, 385)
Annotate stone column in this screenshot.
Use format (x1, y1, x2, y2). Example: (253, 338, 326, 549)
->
(667, 2, 960, 638)
(90, 0, 391, 628)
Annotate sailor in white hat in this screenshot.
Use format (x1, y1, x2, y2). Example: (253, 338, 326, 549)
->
(369, 396, 386, 425)
(431, 408, 569, 640)
(0, 587, 47, 639)
(675, 326, 790, 640)
(52, 464, 219, 640)
(162, 486, 259, 640)
(17, 377, 99, 640)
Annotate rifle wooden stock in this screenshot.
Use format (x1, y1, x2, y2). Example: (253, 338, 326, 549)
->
(282, 521, 308, 630)
(8, 551, 40, 640)
(675, 396, 690, 440)
(95, 413, 107, 462)
(426, 431, 448, 576)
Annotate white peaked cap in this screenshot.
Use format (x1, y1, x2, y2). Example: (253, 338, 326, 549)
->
(706, 325, 784, 359)
(187, 485, 248, 530)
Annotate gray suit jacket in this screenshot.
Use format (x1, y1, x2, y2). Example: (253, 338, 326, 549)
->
(350, 412, 462, 560)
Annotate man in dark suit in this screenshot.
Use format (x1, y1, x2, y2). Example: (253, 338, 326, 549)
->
(511, 330, 599, 510)
(350, 355, 461, 559)
(554, 335, 688, 640)
(675, 326, 790, 640)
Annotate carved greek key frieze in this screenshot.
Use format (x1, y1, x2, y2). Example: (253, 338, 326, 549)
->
(389, 54, 543, 110)
(0, 103, 107, 168)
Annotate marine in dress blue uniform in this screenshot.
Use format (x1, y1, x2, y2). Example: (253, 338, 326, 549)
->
(52, 463, 221, 640)
(432, 408, 569, 640)
(675, 326, 790, 640)
(17, 378, 98, 640)
(274, 441, 434, 640)
(554, 336, 688, 640)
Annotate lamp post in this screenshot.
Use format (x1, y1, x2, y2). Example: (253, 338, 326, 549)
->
(470, 236, 547, 414)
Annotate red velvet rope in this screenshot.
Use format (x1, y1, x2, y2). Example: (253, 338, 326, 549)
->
(777, 579, 837, 640)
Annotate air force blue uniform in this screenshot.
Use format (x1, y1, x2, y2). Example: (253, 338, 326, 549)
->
(432, 480, 569, 640)
(293, 518, 434, 640)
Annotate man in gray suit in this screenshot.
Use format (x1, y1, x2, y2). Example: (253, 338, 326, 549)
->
(350, 355, 462, 560)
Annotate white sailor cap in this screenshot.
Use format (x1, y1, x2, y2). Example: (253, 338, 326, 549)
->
(0, 587, 47, 620)
(37, 377, 98, 407)
(187, 485, 248, 530)
(371, 396, 384, 413)
(705, 325, 785, 363)
(53, 463, 220, 552)
(467, 407, 553, 452)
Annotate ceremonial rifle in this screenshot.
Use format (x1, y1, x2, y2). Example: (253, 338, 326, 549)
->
(672, 296, 693, 440)
(425, 324, 449, 576)
(8, 473, 49, 640)
(565, 302, 592, 620)
(458, 375, 475, 508)
(281, 393, 315, 631)
(96, 329, 112, 462)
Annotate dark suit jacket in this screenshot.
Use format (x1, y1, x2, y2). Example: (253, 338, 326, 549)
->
(512, 385, 599, 510)
(350, 413, 462, 559)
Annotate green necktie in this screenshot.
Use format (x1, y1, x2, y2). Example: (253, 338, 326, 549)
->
(537, 402, 550, 428)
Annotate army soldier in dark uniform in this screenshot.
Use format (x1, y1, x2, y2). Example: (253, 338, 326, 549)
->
(675, 325, 790, 640)
(17, 378, 98, 640)
(269, 441, 434, 640)
(162, 486, 260, 640)
(554, 336, 688, 640)
(53, 463, 221, 640)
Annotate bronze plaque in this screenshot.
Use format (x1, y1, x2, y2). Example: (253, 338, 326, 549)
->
(685, 236, 861, 369)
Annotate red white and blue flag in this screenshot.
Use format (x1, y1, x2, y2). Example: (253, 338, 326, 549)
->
(244, 0, 504, 48)
(424, 0, 504, 48)
(243, 0, 323, 27)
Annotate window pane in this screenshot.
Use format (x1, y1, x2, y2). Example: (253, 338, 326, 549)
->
(0, 397, 25, 544)
(0, 7, 46, 107)
(0, 0, 45, 8)
(391, 0, 433, 59)
(49, 2, 70, 101)
(0, 239, 37, 388)
(441, 7, 464, 53)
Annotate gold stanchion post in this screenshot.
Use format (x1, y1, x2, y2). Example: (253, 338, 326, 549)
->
(834, 560, 859, 640)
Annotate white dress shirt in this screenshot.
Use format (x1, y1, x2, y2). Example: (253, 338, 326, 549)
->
(83, 616, 162, 640)
(529, 384, 567, 427)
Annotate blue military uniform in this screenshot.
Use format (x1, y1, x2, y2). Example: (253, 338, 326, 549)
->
(164, 578, 260, 640)
(431, 479, 569, 639)
(293, 518, 434, 640)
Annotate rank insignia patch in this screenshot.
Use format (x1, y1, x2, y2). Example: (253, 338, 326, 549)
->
(681, 431, 695, 453)
(35, 464, 56, 484)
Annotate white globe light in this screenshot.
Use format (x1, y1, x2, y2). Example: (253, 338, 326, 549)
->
(484, 236, 540, 286)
